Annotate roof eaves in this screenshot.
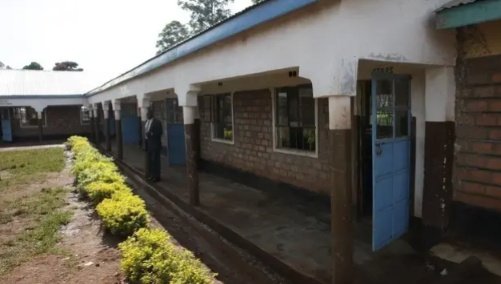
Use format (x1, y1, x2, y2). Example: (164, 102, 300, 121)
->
(86, 0, 318, 96)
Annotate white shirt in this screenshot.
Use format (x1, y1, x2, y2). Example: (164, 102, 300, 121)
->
(145, 119, 153, 138)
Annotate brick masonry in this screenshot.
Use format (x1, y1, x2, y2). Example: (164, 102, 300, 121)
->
(198, 89, 332, 195)
(11, 105, 91, 139)
(455, 54, 501, 212)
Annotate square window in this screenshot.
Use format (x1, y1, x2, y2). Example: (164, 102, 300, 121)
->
(275, 85, 316, 152)
(16, 107, 46, 128)
(211, 94, 233, 142)
(80, 106, 91, 125)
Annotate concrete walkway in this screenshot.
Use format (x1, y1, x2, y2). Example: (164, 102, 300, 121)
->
(0, 143, 64, 152)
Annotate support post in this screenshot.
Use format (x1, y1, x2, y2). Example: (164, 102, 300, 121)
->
(421, 67, 455, 247)
(184, 105, 200, 206)
(89, 107, 96, 143)
(93, 107, 99, 144)
(104, 102, 111, 152)
(140, 104, 150, 178)
(328, 96, 353, 284)
(114, 100, 123, 160)
(37, 111, 43, 143)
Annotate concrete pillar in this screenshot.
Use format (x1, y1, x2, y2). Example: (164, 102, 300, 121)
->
(328, 95, 353, 284)
(194, 107, 201, 167)
(89, 107, 96, 142)
(114, 100, 123, 160)
(422, 67, 455, 246)
(183, 105, 200, 206)
(138, 96, 151, 178)
(137, 106, 143, 147)
(103, 102, 111, 152)
(37, 111, 43, 143)
(92, 107, 100, 144)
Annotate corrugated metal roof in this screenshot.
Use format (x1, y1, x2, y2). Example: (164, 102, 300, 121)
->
(436, 0, 480, 12)
(0, 70, 94, 96)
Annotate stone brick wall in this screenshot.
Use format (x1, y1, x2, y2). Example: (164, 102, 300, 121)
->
(455, 54, 501, 211)
(11, 105, 91, 139)
(198, 89, 332, 195)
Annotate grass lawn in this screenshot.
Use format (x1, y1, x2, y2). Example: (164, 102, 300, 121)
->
(0, 147, 71, 275)
(0, 147, 65, 191)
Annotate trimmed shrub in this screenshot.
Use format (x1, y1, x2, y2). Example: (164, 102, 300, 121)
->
(96, 191, 149, 236)
(84, 181, 132, 204)
(76, 161, 124, 188)
(119, 228, 215, 284)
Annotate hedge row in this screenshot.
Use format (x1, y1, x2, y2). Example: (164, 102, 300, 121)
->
(67, 136, 215, 284)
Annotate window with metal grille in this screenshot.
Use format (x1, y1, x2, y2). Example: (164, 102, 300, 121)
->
(211, 94, 233, 142)
(275, 85, 316, 152)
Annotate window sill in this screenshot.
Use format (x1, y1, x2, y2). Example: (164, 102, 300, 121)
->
(274, 148, 318, 158)
(211, 138, 234, 145)
(20, 125, 47, 129)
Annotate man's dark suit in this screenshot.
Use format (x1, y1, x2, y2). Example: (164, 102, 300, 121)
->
(145, 118, 163, 180)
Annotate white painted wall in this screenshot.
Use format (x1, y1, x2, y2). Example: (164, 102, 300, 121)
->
(87, 0, 456, 105)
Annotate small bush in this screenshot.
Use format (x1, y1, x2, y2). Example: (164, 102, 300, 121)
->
(96, 191, 149, 236)
(76, 162, 125, 188)
(119, 228, 215, 284)
(84, 181, 132, 204)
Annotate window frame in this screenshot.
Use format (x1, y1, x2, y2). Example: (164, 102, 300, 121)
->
(80, 106, 91, 126)
(271, 86, 319, 158)
(16, 107, 47, 128)
(210, 92, 235, 145)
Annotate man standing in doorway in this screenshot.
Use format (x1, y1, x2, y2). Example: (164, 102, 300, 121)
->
(145, 109, 163, 182)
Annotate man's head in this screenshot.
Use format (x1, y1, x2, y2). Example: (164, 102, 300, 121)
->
(147, 109, 154, 119)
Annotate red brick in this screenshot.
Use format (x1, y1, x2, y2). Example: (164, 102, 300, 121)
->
(464, 100, 487, 112)
(460, 181, 485, 195)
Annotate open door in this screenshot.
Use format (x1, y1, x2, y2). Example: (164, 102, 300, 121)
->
(166, 98, 186, 166)
(1, 108, 12, 142)
(372, 73, 411, 251)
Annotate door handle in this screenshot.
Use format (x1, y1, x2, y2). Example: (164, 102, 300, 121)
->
(376, 143, 383, 156)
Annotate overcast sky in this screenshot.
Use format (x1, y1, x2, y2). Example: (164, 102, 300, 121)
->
(0, 0, 253, 87)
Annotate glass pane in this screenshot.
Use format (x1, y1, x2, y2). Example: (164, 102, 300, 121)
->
(302, 127, 316, 151)
(277, 126, 290, 148)
(395, 78, 410, 108)
(277, 92, 288, 126)
(395, 110, 409, 137)
(299, 87, 315, 127)
(376, 80, 393, 139)
(288, 91, 299, 127)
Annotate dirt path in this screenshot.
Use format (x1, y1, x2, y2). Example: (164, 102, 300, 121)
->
(0, 150, 122, 284)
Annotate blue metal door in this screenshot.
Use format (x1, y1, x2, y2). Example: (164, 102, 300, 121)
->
(1, 109, 12, 142)
(167, 124, 186, 165)
(166, 99, 186, 166)
(121, 115, 140, 144)
(372, 73, 411, 251)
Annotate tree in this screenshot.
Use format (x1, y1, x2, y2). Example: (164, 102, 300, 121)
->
(53, 61, 83, 71)
(0, 61, 12, 70)
(178, 0, 233, 34)
(22, 62, 43, 70)
(156, 20, 190, 54)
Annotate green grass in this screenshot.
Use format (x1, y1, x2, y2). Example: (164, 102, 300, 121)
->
(0, 147, 65, 190)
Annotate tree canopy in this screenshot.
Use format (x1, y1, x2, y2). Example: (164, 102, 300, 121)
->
(22, 62, 44, 70)
(155, 20, 190, 54)
(53, 61, 83, 71)
(156, 0, 234, 54)
(178, 0, 233, 34)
